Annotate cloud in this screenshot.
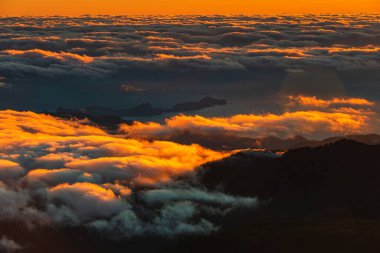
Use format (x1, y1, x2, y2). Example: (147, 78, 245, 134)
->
(154, 53, 212, 61)
(120, 110, 373, 140)
(48, 182, 127, 222)
(1, 14, 380, 81)
(287, 95, 375, 108)
(143, 188, 256, 207)
(24, 168, 93, 187)
(119, 95, 378, 140)
(147, 201, 215, 236)
(0, 110, 226, 185)
(0, 110, 253, 238)
(0, 160, 24, 180)
(0, 182, 48, 226)
(0, 237, 22, 253)
(0, 15, 379, 112)
(3, 49, 94, 64)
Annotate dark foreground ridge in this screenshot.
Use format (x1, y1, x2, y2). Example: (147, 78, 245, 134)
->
(155, 132, 380, 151)
(174, 139, 380, 253)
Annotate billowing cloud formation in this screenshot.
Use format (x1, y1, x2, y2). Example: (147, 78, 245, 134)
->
(48, 182, 126, 222)
(120, 96, 378, 140)
(0, 160, 24, 180)
(0, 110, 255, 237)
(0, 110, 227, 185)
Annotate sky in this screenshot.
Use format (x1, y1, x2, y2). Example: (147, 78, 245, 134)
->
(1, 0, 379, 16)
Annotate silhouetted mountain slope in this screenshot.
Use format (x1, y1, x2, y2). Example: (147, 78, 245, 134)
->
(260, 135, 309, 150)
(164, 140, 380, 253)
(152, 132, 380, 151)
(166, 218, 380, 253)
(160, 131, 311, 150)
(291, 134, 380, 149)
(50, 108, 130, 131)
(159, 131, 259, 150)
(200, 140, 380, 216)
(55, 97, 227, 119)
(154, 133, 380, 151)
(170, 97, 227, 112)
(85, 103, 165, 117)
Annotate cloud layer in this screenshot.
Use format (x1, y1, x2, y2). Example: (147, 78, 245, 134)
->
(1, 14, 380, 78)
(0, 110, 255, 241)
(0, 15, 379, 111)
(120, 96, 378, 140)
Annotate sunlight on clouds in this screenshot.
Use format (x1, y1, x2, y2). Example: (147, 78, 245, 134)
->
(287, 95, 375, 108)
(121, 96, 378, 140)
(3, 49, 94, 64)
(0, 105, 375, 237)
(50, 182, 118, 202)
(121, 112, 370, 139)
(0, 110, 226, 186)
(0, 110, 254, 236)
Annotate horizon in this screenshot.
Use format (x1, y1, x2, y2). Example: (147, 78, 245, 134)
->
(1, 13, 380, 17)
(1, 0, 379, 16)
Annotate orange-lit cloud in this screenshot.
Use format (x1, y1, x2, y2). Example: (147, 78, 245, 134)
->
(50, 182, 117, 201)
(0, 159, 24, 179)
(0, 110, 254, 236)
(155, 54, 211, 61)
(120, 96, 378, 140)
(2, 15, 380, 83)
(0, 110, 226, 186)
(0, 106, 376, 236)
(287, 95, 375, 108)
(247, 48, 310, 58)
(120, 111, 371, 139)
(3, 49, 94, 64)
(48, 182, 127, 221)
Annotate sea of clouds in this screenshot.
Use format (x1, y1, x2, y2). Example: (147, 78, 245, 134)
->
(0, 15, 379, 110)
